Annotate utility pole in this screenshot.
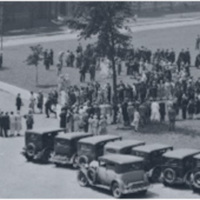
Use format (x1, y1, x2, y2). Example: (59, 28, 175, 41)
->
(0, 2, 3, 52)
(0, 2, 4, 68)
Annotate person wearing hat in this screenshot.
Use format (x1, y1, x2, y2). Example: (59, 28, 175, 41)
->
(168, 103, 176, 131)
(37, 91, 44, 114)
(25, 110, 34, 130)
(99, 115, 107, 135)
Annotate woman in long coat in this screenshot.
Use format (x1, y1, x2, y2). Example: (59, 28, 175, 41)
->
(9, 112, 16, 136)
(98, 115, 107, 135)
(15, 111, 22, 136)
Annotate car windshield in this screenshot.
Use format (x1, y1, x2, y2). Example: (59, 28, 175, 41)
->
(164, 157, 182, 167)
(105, 148, 117, 154)
(79, 143, 93, 154)
(132, 151, 147, 158)
(116, 162, 144, 174)
(55, 139, 70, 147)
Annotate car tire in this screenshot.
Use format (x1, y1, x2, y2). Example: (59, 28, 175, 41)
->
(163, 168, 176, 185)
(112, 182, 123, 198)
(77, 171, 88, 187)
(26, 143, 35, 161)
(150, 167, 162, 182)
(192, 171, 200, 190)
(87, 168, 97, 184)
(78, 155, 89, 168)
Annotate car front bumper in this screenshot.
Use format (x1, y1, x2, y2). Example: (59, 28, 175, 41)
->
(50, 155, 71, 165)
(122, 181, 150, 194)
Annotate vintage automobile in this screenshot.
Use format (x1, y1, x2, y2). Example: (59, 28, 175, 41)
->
(161, 148, 200, 187)
(22, 127, 64, 162)
(77, 154, 149, 198)
(131, 143, 173, 182)
(104, 139, 145, 155)
(77, 135, 122, 167)
(50, 132, 92, 168)
(191, 153, 200, 192)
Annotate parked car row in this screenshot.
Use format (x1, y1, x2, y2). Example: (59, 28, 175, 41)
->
(21, 128, 200, 198)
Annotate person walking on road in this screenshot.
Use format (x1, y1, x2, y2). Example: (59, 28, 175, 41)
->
(25, 110, 34, 130)
(9, 112, 16, 137)
(16, 93, 23, 113)
(29, 91, 36, 114)
(2, 112, 10, 137)
(15, 111, 22, 136)
(45, 94, 57, 118)
(37, 91, 44, 114)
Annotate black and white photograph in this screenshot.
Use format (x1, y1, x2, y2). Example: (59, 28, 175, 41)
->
(1, 1, 200, 198)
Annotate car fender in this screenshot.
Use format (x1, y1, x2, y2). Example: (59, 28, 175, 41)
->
(70, 153, 76, 163)
(110, 179, 124, 191)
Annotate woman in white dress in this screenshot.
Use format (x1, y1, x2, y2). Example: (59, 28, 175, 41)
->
(15, 111, 22, 136)
(150, 101, 161, 122)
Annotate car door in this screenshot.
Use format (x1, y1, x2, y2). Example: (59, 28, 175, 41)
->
(97, 160, 108, 185)
(105, 162, 116, 186)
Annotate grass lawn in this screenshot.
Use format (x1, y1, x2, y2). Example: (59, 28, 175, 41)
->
(2, 23, 200, 94)
(1, 22, 200, 148)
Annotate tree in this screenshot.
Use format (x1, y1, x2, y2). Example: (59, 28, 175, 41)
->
(67, 2, 132, 123)
(26, 44, 43, 86)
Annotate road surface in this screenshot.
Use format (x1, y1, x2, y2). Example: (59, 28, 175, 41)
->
(0, 90, 199, 198)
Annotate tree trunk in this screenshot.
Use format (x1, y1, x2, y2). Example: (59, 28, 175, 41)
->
(35, 65, 39, 86)
(110, 30, 118, 124)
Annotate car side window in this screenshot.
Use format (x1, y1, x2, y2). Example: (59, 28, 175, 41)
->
(106, 162, 115, 171)
(99, 160, 106, 167)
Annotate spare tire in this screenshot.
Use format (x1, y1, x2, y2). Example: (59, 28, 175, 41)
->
(78, 155, 89, 168)
(193, 171, 200, 189)
(163, 168, 176, 184)
(26, 143, 35, 160)
(87, 168, 97, 184)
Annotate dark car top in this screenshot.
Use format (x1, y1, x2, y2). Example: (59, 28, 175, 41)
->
(132, 143, 173, 153)
(104, 139, 145, 151)
(55, 132, 92, 140)
(99, 154, 143, 165)
(163, 148, 200, 160)
(26, 127, 65, 135)
(78, 135, 122, 146)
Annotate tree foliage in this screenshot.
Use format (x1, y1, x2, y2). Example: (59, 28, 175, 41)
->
(67, 2, 133, 122)
(26, 44, 44, 85)
(26, 44, 43, 67)
(67, 2, 132, 59)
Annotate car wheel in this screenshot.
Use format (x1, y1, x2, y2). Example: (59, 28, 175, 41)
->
(163, 168, 176, 185)
(26, 143, 35, 161)
(151, 167, 162, 182)
(77, 171, 88, 187)
(72, 155, 79, 169)
(78, 155, 89, 168)
(193, 172, 200, 190)
(184, 171, 192, 187)
(112, 182, 122, 198)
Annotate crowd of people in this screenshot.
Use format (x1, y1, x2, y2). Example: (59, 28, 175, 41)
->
(52, 42, 200, 133)
(2, 39, 200, 137)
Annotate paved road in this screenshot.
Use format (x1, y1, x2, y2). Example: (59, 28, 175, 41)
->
(0, 90, 200, 198)
(3, 16, 200, 47)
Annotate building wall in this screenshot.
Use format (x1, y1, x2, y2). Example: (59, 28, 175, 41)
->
(3, 2, 53, 31)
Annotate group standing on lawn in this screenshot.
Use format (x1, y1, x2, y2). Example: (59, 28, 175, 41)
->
(3, 36, 200, 137)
